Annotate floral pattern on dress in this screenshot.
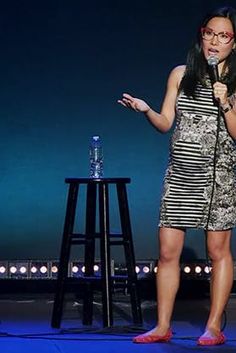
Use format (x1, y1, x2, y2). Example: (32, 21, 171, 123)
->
(159, 86, 236, 230)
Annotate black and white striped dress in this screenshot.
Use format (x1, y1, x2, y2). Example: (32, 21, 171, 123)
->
(159, 83, 236, 230)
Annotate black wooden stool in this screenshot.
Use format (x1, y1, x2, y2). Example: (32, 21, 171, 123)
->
(51, 177, 142, 328)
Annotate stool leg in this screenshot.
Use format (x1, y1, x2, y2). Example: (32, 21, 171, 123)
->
(116, 182, 143, 325)
(99, 182, 113, 327)
(83, 183, 97, 325)
(51, 183, 79, 328)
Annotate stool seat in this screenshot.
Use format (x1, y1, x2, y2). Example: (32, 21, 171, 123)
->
(51, 177, 143, 328)
(65, 177, 131, 183)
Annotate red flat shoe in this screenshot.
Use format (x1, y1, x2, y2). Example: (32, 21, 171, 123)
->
(197, 331, 226, 346)
(133, 328, 172, 344)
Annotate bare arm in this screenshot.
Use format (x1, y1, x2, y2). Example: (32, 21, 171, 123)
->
(222, 100, 236, 140)
(213, 82, 236, 139)
(118, 65, 185, 133)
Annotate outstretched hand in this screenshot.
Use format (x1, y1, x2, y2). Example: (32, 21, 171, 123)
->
(118, 93, 151, 113)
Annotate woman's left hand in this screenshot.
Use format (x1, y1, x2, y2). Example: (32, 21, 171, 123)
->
(213, 82, 228, 105)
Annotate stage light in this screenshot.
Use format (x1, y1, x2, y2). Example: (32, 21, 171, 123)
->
(30, 261, 49, 279)
(8, 262, 29, 279)
(9, 266, 17, 274)
(51, 266, 58, 274)
(204, 265, 211, 274)
(143, 266, 150, 274)
(94, 264, 99, 272)
(181, 261, 212, 280)
(71, 265, 79, 274)
(70, 260, 104, 278)
(40, 266, 47, 274)
(183, 266, 191, 274)
(135, 260, 155, 279)
(2, 259, 232, 284)
(0, 261, 8, 279)
(0, 266, 6, 273)
(70, 262, 84, 278)
(0, 265, 7, 275)
(19, 266, 27, 274)
(30, 266, 38, 274)
(50, 261, 59, 279)
(115, 260, 154, 278)
(195, 266, 202, 274)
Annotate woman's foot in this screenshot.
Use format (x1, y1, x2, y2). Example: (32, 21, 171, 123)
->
(133, 327, 172, 344)
(197, 328, 226, 346)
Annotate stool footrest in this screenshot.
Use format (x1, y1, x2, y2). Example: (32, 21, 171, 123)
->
(70, 234, 128, 247)
(110, 240, 125, 246)
(71, 233, 127, 239)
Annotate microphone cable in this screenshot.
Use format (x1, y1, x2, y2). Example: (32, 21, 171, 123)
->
(204, 95, 228, 332)
(205, 97, 221, 238)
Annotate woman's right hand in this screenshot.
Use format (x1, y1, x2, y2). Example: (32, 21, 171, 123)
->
(118, 93, 151, 113)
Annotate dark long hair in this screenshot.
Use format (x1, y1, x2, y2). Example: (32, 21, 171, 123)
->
(179, 6, 236, 97)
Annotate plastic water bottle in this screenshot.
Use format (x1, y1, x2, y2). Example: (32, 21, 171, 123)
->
(89, 135, 104, 178)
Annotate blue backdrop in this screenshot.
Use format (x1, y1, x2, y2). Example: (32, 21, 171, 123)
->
(0, 0, 235, 262)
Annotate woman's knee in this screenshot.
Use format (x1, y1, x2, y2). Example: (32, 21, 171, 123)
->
(159, 246, 180, 263)
(208, 246, 225, 261)
(207, 231, 232, 261)
(158, 227, 185, 263)
(207, 242, 232, 261)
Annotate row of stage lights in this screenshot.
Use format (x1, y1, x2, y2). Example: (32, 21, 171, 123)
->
(0, 260, 215, 280)
(0, 261, 102, 280)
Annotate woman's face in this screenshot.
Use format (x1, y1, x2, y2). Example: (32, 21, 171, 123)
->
(201, 17, 235, 66)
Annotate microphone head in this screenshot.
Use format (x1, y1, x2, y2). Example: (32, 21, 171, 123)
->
(207, 55, 219, 66)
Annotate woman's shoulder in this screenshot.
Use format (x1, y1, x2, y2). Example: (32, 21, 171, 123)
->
(170, 65, 186, 78)
(167, 65, 186, 87)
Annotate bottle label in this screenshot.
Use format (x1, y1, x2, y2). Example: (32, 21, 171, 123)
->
(89, 136, 103, 178)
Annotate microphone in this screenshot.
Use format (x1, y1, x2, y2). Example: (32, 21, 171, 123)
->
(207, 55, 219, 83)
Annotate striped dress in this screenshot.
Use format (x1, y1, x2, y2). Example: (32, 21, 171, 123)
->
(159, 82, 236, 230)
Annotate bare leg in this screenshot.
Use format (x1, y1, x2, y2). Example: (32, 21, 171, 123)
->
(140, 227, 185, 336)
(200, 230, 233, 338)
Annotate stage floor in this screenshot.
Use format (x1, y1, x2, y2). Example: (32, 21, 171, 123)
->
(0, 292, 236, 353)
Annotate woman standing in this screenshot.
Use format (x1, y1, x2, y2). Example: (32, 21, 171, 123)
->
(118, 6, 236, 346)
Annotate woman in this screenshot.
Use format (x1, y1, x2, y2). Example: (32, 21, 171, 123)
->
(118, 6, 236, 346)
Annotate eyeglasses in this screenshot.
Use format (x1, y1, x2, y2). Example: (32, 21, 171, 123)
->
(201, 27, 234, 44)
